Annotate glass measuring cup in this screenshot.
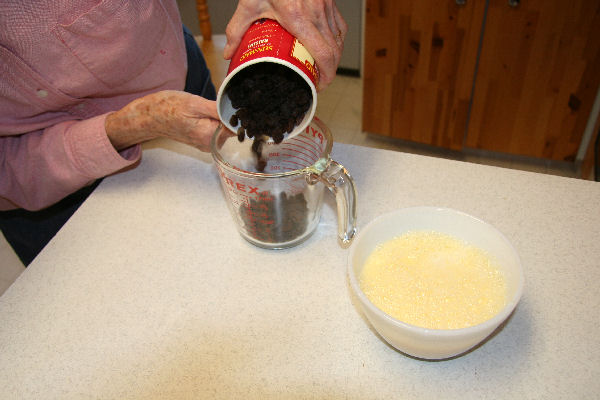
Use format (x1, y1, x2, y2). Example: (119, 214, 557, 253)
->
(210, 117, 357, 249)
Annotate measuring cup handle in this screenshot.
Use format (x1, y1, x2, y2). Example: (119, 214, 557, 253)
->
(321, 160, 357, 247)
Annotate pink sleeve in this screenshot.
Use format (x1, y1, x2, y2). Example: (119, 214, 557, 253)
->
(0, 114, 141, 211)
(0, 0, 187, 211)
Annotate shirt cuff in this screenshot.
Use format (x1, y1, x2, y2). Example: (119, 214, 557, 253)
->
(66, 113, 142, 179)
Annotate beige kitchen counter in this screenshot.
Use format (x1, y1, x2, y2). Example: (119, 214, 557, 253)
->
(1, 139, 599, 399)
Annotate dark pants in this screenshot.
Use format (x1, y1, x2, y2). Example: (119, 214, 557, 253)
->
(183, 25, 217, 101)
(0, 26, 216, 266)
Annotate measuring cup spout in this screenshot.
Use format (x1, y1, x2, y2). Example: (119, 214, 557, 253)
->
(316, 159, 357, 247)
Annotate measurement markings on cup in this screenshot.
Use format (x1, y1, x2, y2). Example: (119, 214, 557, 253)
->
(279, 149, 317, 171)
(278, 133, 324, 171)
(282, 140, 321, 160)
(281, 159, 310, 171)
(297, 132, 324, 152)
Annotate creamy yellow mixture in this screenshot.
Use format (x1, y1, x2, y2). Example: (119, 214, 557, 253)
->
(359, 231, 507, 329)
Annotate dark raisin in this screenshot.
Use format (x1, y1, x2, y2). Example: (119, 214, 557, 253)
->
(225, 62, 312, 171)
(256, 158, 267, 172)
(239, 191, 308, 243)
(237, 127, 245, 142)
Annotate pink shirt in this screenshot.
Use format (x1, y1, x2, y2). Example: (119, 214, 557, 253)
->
(0, 0, 187, 210)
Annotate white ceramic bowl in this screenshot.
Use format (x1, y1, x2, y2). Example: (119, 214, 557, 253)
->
(348, 207, 524, 360)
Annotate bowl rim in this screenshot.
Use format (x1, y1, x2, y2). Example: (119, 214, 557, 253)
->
(347, 206, 525, 338)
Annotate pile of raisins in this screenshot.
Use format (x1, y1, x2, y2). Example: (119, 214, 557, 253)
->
(240, 191, 308, 244)
(227, 62, 312, 145)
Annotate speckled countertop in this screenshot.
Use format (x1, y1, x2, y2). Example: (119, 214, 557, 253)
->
(1, 140, 599, 399)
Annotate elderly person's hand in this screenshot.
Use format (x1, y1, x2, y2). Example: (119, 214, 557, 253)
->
(224, 0, 347, 91)
(105, 91, 219, 152)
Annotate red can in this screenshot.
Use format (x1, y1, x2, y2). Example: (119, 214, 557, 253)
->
(216, 19, 318, 141)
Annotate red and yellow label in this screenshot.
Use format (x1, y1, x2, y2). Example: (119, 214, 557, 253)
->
(228, 19, 319, 86)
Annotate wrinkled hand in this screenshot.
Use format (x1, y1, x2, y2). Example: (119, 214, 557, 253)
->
(105, 90, 219, 152)
(224, 0, 347, 91)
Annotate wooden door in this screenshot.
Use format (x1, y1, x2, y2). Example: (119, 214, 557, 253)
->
(362, 0, 486, 149)
(465, 0, 600, 161)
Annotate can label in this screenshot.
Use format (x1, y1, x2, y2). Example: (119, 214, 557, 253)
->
(228, 19, 319, 86)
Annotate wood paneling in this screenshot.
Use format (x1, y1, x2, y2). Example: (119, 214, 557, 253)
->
(363, 0, 600, 163)
(362, 0, 485, 149)
(465, 0, 600, 161)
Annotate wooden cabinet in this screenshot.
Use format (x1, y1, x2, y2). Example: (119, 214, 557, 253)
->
(362, 0, 600, 162)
